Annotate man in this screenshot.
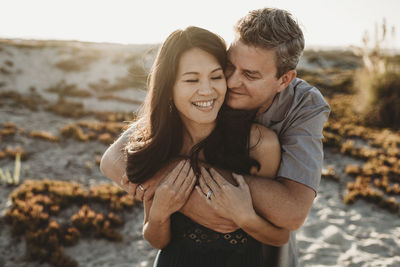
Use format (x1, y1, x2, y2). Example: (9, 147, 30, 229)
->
(100, 8, 330, 267)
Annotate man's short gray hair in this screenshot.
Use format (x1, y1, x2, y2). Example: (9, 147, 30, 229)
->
(235, 8, 305, 78)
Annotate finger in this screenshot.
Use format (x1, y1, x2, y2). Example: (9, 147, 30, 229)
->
(189, 172, 197, 189)
(143, 185, 156, 201)
(174, 160, 191, 187)
(201, 167, 219, 193)
(120, 174, 130, 192)
(128, 182, 138, 197)
(232, 173, 247, 187)
(209, 168, 227, 187)
(120, 183, 129, 193)
(181, 168, 195, 190)
(195, 186, 213, 205)
(167, 160, 186, 184)
(195, 185, 204, 196)
(198, 176, 215, 202)
(120, 173, 129, 186)
(135, 185, 145, 201)
(184, 172, 197, 199)
(198, 176, 210, 195)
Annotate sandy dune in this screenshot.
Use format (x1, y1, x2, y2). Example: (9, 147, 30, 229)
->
(0, 39, 399, 267)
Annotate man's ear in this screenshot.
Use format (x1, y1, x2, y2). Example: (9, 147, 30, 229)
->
(277, 70, 297, 93)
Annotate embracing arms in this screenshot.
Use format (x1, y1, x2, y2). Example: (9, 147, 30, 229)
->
(180, 124, 313, 234)
(181, 99, 329, 232)
(100, 96, 329, 239)
(99, 123, 289, 246)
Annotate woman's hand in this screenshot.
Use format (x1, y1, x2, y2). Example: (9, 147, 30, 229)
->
(149, 160, 197, 223)
(196, 167, 256, 226)
(120, 161, 183, 202)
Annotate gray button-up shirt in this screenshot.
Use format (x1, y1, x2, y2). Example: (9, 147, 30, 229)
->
(257, 78, 330, 267)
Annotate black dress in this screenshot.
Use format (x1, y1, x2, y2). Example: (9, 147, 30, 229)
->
(153, 212, 263, 267)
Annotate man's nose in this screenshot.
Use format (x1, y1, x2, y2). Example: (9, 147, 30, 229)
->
(227, 70, 241, 89)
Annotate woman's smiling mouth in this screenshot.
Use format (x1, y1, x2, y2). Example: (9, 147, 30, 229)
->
(192, 99, 215, 109)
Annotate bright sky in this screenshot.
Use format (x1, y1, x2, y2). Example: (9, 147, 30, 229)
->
(1, 0, 399, 49)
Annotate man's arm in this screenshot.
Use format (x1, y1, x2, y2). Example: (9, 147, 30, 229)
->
(182, 100, 330, 232)
(100, 124, 177, 200)
(245, 176, 315, 230)
(99, 126, 243, 233)
(180, 167, 313, 232)
(100, 124, 134, 192)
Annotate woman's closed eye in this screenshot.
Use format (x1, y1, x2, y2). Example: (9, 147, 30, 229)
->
(211, 75, 223, 80)
(184, 79, 199, 83)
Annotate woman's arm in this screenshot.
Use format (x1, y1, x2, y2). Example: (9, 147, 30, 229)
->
(142, 160, 197, 249)
(143, 198, 172, 249)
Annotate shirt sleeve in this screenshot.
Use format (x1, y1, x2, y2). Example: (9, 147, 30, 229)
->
(277, 92, 330, 194)
(100, 124, 134, 178)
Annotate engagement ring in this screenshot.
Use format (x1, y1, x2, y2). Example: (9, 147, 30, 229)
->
(138, 184, 145, 191)
(206, 190, 212, 200)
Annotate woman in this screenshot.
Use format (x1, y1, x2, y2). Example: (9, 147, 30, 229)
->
(124, 26, 288, 266)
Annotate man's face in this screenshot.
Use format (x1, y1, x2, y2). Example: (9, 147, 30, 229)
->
(225, 40, 284, 114)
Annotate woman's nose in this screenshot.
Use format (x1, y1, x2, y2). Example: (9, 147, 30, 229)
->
(197, 80, 213, 95)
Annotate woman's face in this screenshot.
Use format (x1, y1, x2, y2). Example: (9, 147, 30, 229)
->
(173, 48, 226, 127)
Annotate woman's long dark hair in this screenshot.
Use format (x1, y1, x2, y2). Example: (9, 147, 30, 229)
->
(125, 26, 259, 184)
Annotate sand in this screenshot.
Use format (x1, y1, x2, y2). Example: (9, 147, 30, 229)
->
(0, 39, 399, 267)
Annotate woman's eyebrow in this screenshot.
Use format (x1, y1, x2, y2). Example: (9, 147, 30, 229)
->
(182, 71, 199, 76)
(182, 67, 223, 76)
(211, 67, 223, 73)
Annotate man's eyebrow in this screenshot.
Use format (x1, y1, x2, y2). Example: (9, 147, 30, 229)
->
(243, 69, 261, 76)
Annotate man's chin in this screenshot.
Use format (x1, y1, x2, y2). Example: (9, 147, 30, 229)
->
(226, 97, 246, 110)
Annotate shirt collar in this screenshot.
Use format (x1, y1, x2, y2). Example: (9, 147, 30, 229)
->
(256, 78, 298, 125)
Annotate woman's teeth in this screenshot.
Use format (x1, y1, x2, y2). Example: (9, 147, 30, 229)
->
(192, 100, 214, 108)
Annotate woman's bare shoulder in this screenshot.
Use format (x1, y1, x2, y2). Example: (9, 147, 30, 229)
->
(249, 124, 281, 177)
(249, 124, 279, 152)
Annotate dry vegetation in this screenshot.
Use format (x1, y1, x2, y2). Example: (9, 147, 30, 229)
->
(0, 90, 49, 111)
(89, 73, 147, 92)
(54, 49, 103, 72)
(46, 80, 92, 98)
(4, 179, 135, 267)
(317, 22, 400, 215)
(60, 121, 127, 145)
